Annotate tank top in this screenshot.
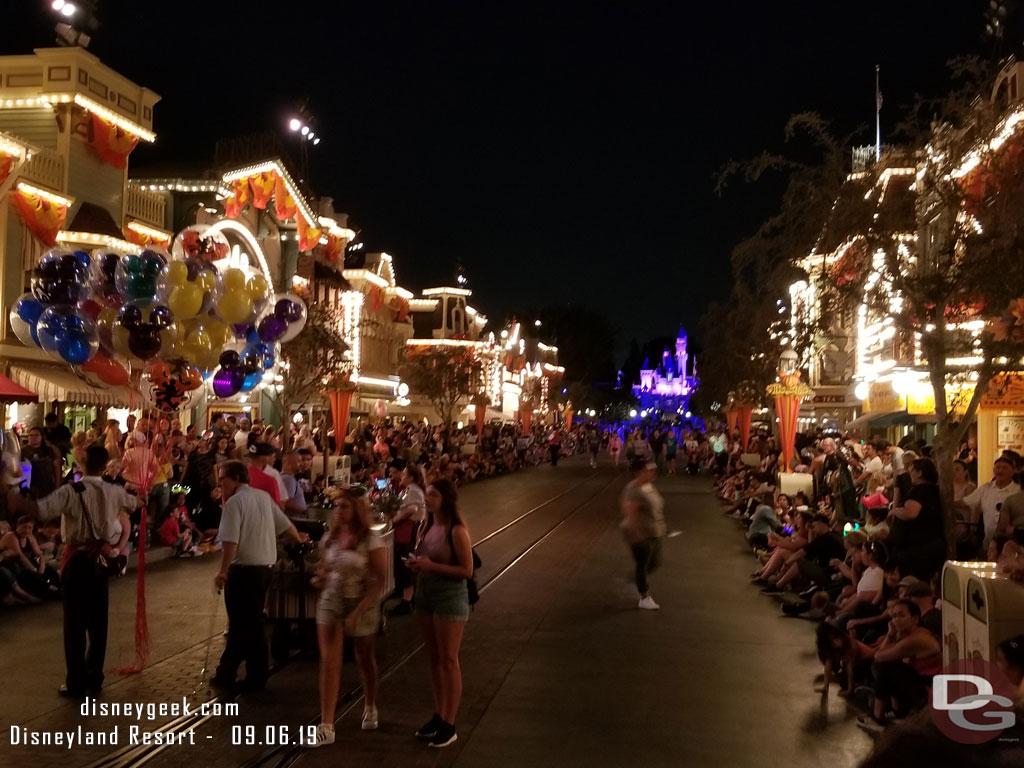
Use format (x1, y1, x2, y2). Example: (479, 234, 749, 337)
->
(907, 628, 943, 676)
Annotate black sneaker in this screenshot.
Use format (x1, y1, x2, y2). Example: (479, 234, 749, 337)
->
(415, 713, 443, 740)
(428, 721, 457, 748)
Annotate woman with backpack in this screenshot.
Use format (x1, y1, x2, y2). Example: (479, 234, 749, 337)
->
(405, 479, 473, 748)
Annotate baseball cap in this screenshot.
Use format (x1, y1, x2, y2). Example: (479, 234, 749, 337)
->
(897, 576, 923, 588)
(905, 581, 933, 598)
(249, 443, 277, 456)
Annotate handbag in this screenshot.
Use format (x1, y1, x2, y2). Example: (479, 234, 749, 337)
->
(71, 482, 125, 578)
(447, 526, 482, 607)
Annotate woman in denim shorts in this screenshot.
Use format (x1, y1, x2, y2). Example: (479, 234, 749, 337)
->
(406, 479, 473, 748)
(307, 488, 386, 748)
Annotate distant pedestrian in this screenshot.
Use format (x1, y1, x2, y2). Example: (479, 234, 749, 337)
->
(609, 431, 623, 467)
(406, 479, 473, 748)
(621, 459, 667, 610)
(211, 460, 307, 692)
(548, 430, 561, 467)
(588, 429, 601, 469)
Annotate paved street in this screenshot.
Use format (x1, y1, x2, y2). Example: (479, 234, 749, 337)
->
(2, 459, 872, 768)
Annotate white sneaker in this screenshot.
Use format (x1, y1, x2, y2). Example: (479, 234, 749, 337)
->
(638, 596, 660, 610)
(362, 706, 378, 730)
(307, 723, 334, 748)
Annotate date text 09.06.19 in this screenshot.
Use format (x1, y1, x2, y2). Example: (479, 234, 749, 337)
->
(232, 724, 318, 746)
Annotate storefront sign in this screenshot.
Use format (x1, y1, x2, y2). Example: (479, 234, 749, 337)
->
(997, 415, 1024, 453)
(813, 394, 846, 404)
(980, 374, 1024, 411)
(864, 382, 905, 413)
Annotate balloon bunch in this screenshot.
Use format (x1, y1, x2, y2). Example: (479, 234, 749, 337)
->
(10, 230, 310, 412)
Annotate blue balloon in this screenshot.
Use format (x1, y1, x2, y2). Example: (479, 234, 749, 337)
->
(73, 250, 91, 269)
(36, 306, 98, 366)
(240, 369, 263, 393)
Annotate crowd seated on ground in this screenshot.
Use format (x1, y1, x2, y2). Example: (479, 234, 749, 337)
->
(712, 424, 1024, 735)
(2, 409, 598, 609)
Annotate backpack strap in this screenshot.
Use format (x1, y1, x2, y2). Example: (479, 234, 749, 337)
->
(71, 481, 102, 543)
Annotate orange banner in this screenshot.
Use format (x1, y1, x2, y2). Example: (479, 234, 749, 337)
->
(328, 388, 354, 447)
(0, 152, 11, 188)
(224, 177, 250, 219)
(273, 174, 297, 220)
(325, 232, 345, 262)
(11, 186, 67, 246)
(248, 171, 275, 210)
(123, 224, 171, 248)
(89, 113, 138, 170)
(296, 213, 322, 252)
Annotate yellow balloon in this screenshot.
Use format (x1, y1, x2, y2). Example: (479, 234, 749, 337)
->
(168, 283, 204, 319)
(182, 329, 213, 367)
(203, 318, 231, 348)
(222, 268, 246, 291)
(219, 290, 252, 324)
(195, 270, 217, 292)
(246, 274, 269, 301)
(166, 261, 189, 286)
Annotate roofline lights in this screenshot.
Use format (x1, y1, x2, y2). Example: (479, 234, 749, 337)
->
(17, 182, 73, 207)
(56, 230, 133, 252)
(221, 160, 318, 227)
(422, 287, 472, 297)
(125, 220, 171, 241)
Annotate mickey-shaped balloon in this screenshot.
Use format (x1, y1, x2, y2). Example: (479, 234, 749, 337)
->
(142, 359, 204, 412)
(35, 306, 98, 365)
(114, 302, 177, 361)
(9, 293, 46, 347)
(115, 248, 168, 304)
(90, 250, 123, 307)
(157, 259, 220, 320)
(259, 293, 307, 343)
(31, 249, 90, 306)
(211, 350, 246, 398)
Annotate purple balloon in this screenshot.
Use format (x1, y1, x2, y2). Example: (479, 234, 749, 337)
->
(274, 299, 303, 323)
(212, 367, 244, 398)
(258, 315, 288, 343)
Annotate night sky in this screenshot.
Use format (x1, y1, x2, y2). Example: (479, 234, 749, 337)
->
(0, 1, 996, 365)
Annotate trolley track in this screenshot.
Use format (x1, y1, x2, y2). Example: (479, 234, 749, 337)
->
(85, 467, 619, 768)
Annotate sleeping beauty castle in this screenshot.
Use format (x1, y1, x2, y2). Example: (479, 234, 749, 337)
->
(632, 328, 698, 414)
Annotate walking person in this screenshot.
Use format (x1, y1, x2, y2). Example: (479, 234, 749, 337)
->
(307, 487, 387, 748)
(10, 444, 137, 696)
(211, 460, 307, 692)
(621, 459, 667, 610)
(609, 430, 623, 468)
(588, 428, 601, 469)
(406, 479, 473, 748)
(548, 429, 561, 467)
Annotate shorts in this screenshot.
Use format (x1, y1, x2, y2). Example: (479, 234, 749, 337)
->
(414, 575, 469, 621)
(316, 592, 381, 636)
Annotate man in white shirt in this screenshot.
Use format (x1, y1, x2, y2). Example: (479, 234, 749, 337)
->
(959, 457, 1021, 552)
(211, 460, 305, 692)
(234, 418, 252, 451)
(855, 442, 884, 486)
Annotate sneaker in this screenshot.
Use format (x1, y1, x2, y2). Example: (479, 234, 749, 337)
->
(428, 722, 458, 748)
(760, 586, 784, 594)
(362, 706, 378, 730)
(638, 596, 660, 610)
(415, 713, 444, 740)
(306, 723, 335, 748)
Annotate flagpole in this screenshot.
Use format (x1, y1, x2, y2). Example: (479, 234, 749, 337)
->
(875, 64, 881, 163)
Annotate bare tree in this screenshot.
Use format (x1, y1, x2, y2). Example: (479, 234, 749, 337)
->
(400, 345, 485, 427)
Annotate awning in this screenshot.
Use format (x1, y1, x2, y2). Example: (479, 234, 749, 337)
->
(843, 409, 936, 434)
(0, 372, 37, 404)
(10, 364, 135, 407)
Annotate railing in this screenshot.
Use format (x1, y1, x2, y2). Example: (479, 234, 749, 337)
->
(20, 149, 63, 192)
(126, 184, 166, 229)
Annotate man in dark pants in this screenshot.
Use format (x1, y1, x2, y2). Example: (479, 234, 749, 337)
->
(212, 460, 306, 692)
(11, 444, 137, 697)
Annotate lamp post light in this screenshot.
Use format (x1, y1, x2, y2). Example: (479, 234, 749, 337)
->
(767, 348, 812, 474)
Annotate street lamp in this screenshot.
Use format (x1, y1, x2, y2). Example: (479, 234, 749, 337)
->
(534, 319, 542, 327)
(288, 118, 302, 131)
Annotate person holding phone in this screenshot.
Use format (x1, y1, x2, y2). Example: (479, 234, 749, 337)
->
(406, 479, 473, 748)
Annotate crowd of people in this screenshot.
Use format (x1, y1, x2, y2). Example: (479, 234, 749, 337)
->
(713, 426, 1024, 735)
